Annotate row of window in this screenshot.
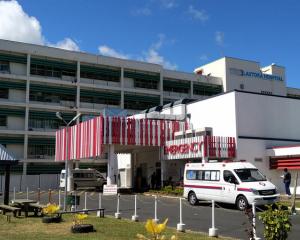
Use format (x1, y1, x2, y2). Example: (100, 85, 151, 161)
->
(30, 64, 76, 78)
(80, 96, 120, 106)
(186, 170, 236, 183)
(186, 170, 221, 181)
(80, 71, 119, 83)
(134, 79, 158, 90)
(124, 101, 157, 110)
(27, 144, 55, 158)
(29, 91, 75, 103)
(29, 118, 62, 129)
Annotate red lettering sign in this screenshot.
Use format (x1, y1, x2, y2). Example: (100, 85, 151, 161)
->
(164, 141, 203, 155)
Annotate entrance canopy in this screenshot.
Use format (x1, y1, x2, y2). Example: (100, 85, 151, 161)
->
(55, 116, 185, 161)
(55, 116, 236, 162)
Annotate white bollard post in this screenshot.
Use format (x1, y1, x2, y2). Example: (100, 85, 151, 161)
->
(177, 198, 185, 232)
(26, 187, 29, 200)
(13, 187, 16, 202)
(209, 200, 218, 237)
(131, 194, 139, 221)
(58, 190, 61, 208)
(115, 194, 121, 219)
(154, 195, 159, 223)
(84, 192, 87, 211)
(97, 193, 102, 217)
(252, 202, 261, 240)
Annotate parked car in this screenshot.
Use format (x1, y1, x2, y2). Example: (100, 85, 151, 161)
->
(60, 168, 106, 190)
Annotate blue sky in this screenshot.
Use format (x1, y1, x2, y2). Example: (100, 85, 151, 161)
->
(1, 0, 300, 88)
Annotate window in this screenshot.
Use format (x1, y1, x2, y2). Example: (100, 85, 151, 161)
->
(28, 144, 55, 158)
(261, 91, 272, 95)
(223, 170, 238, 183)
(0, 61, 10, 73)
(29, 118, 61, 129)
(234, 168, 266, 182)
(0, 88, 8, 99)
(134, 79, 158, 89)
(0, 116, 7, 126)
(30, 64, 76, 78)
(81, 71, 120, 82)
(80, 96, 120, 106)
(240, 84, 244, 90)
(186, 170, 220, 181)
(186, 170, 197, 180)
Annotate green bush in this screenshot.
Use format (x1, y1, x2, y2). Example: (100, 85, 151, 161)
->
(149, 186, 183, 196)
(259, 203, 292, 240)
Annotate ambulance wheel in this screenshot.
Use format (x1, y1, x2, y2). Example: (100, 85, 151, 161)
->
(236, 195, 248, 211)
(188, 192, 198, 205)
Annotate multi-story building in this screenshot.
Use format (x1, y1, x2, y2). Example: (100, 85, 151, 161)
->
(0, 39, 223, 174)
(1, 39, 299, 176)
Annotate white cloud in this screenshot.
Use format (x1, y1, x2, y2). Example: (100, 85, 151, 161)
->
(49, 38, 80, 51)
(132, 7, 152, 16)
(142, 34, 177, 70)
(159, 0, 178, 9)
(188, 5, 209, 22)
(199, 54, 208, 62)
(98, 34, 177, 70)
(0, 0, 44, 44)
(0, 0, 79, 51)
(215, 31, 225, 46)
(98, 45, 130, 59)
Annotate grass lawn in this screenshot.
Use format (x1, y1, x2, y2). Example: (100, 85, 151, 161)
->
(0, 214, 234, 240)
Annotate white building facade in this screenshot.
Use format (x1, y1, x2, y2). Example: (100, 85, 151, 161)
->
(1, 39, 300, 193)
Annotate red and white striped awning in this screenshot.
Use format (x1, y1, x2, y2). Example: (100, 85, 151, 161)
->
(55, 116, 186, 161)
(55, 116, 236, 162)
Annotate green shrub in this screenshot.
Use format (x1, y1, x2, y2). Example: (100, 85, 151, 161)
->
(148, 187, 183, 196)
(259, 203, 292, 240)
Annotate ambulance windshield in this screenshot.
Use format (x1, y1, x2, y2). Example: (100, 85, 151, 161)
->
(234, 168, 266, 182)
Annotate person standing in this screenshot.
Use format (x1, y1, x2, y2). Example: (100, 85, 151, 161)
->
(151, 172, 156, 190)
(283, 168, 292, 197)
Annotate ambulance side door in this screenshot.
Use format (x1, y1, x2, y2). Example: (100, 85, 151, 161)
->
(222, 170, 238, 204)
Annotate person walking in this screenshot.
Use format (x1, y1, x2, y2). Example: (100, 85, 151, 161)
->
(282, 168, 292, 197)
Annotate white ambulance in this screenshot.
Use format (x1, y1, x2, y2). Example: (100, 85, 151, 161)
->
(183, 161, 279, 210)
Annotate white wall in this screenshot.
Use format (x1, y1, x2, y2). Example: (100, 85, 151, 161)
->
(187, 92, 237, 137)
(236, 138, 300, 193)
(0, 174, 60, 191)
(236, 92, 300, 139)
(225, 58, 286, 96)
(235, 92, 300, 193)
(7, 116, 25, 130)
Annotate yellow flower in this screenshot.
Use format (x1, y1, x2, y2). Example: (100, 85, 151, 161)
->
(75, 213, 88, 221)
(42, 204, 60, 215)
(145, 219, 168, 235)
